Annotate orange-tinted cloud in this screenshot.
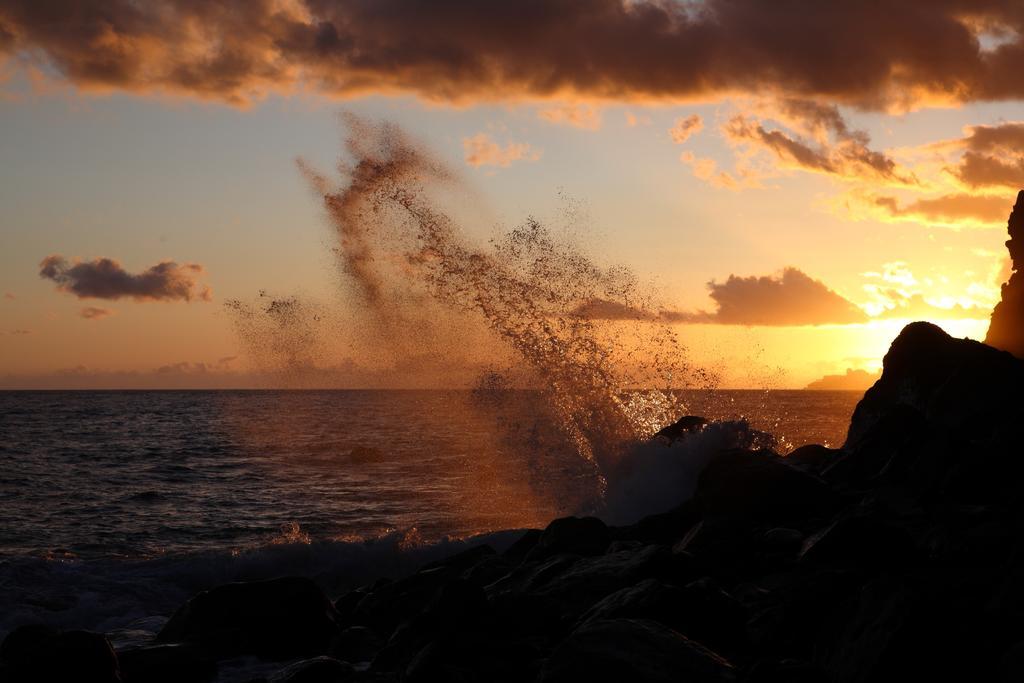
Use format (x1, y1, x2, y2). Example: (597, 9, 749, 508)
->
(770, 98, 865, 144)
(870, 291, 991, 319)
(956, 152, 1024, 189)
(858, 260, 997, 320)
(580, 267, 867, 326)
(39, 255, 212, 301)
(942, 122, 1024, 190)
(679, 151, 761, 190)
(462, 133, 541, 167)
(537, 104, 601, 130)
(676, 267, 868, 326)
(669, 115, 703, 143)
(79, 306, 114, 319)
(3, 1, 1024, 108)
(624, 111, 651, 127)
(869, 193, 1009, 226)
(723, 113, 917, 185)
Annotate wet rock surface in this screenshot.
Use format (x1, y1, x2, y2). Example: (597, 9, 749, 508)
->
(7, 320, 1024, 681)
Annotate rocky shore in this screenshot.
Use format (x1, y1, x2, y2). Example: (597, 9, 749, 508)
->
(4, 319, 1024, 682)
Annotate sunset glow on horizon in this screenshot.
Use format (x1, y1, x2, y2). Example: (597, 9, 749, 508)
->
(2, 1, 1022, 389)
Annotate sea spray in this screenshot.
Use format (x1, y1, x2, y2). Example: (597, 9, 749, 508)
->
(302, 116, 712, 496)
(228, 115, 788, 524)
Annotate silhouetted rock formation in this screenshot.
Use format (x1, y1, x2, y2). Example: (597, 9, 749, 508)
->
(6, 321, 1024, 682)
(986, 189, 1024, 357)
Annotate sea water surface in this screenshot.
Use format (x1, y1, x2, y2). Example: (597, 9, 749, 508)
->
(0, 389, 859, 647)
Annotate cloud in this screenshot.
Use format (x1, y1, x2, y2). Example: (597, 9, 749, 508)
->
(80, 306, 114, 319)
(537, 104, 601, 130)
(669, 115, 703, 143)
(624, 111, 651, 127)
(956, 151, 1024, 189)
(869, 292, 991, 319)
(945, 122, 1024, 190)
(39, 255, 212, 301)
(579, 267, 867, 326)
(679, 151, 759, 190)
(859, 261, 995, 320)
(771, 98, 866, 144)
(677, 267, 868, 326)
(7, 1, 1021, 109)
(462, 133, 541, 168)
(722, 113, 917, 185)
(868, 192, 1010, 227)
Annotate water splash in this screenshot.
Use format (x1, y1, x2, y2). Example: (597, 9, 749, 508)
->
(299, 115, 708, 489)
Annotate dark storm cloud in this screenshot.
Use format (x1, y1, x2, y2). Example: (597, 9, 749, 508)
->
(580, 267, 867, 326)
(2, 1, 1024, 108)
(39, 255, 212, 302)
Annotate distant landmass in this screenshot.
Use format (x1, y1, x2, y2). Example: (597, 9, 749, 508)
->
(805, 367, 881, 390)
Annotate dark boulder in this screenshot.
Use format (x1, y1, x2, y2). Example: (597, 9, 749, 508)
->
(525, 516, 610, 562)
(0, 624, 59, 675)
(372, 579, 489, 671)
(800, 514, 917, 569)
(785, 444, 840, 472)
(696, 449, 841, 525)
(739, 568, 864, 657)
(0, 626, 121, 683)
(823, 404, 928, 488)
(501, 529, 542, 564)
(999, 640, 1024, 683)
(419, 543, 495, 573)
(817, 576, 1007, 683)
(612, 498, 701, 546)
(759, 527, 804, 554)
(836, 321, 1024, 504)
(329, 626, 382, 664)
(847, 321, 1024, 447)
(672, 519, 760, 583)
(352, 556, 489, 635)
(527, 544, 671, 621)
(267, 656, 355, 683)
(156, 576, 341, 660)
(538, 618, 735, 683)
(577, 577, 749, 660)
(332, 588, 367, 626)
(742, 658, 829, 683)
(117, 643, 216, 683)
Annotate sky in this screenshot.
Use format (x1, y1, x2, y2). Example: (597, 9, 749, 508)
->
(1, 0, 1023, 389)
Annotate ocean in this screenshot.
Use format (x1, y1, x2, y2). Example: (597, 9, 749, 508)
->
(0, 388, 859, 652)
